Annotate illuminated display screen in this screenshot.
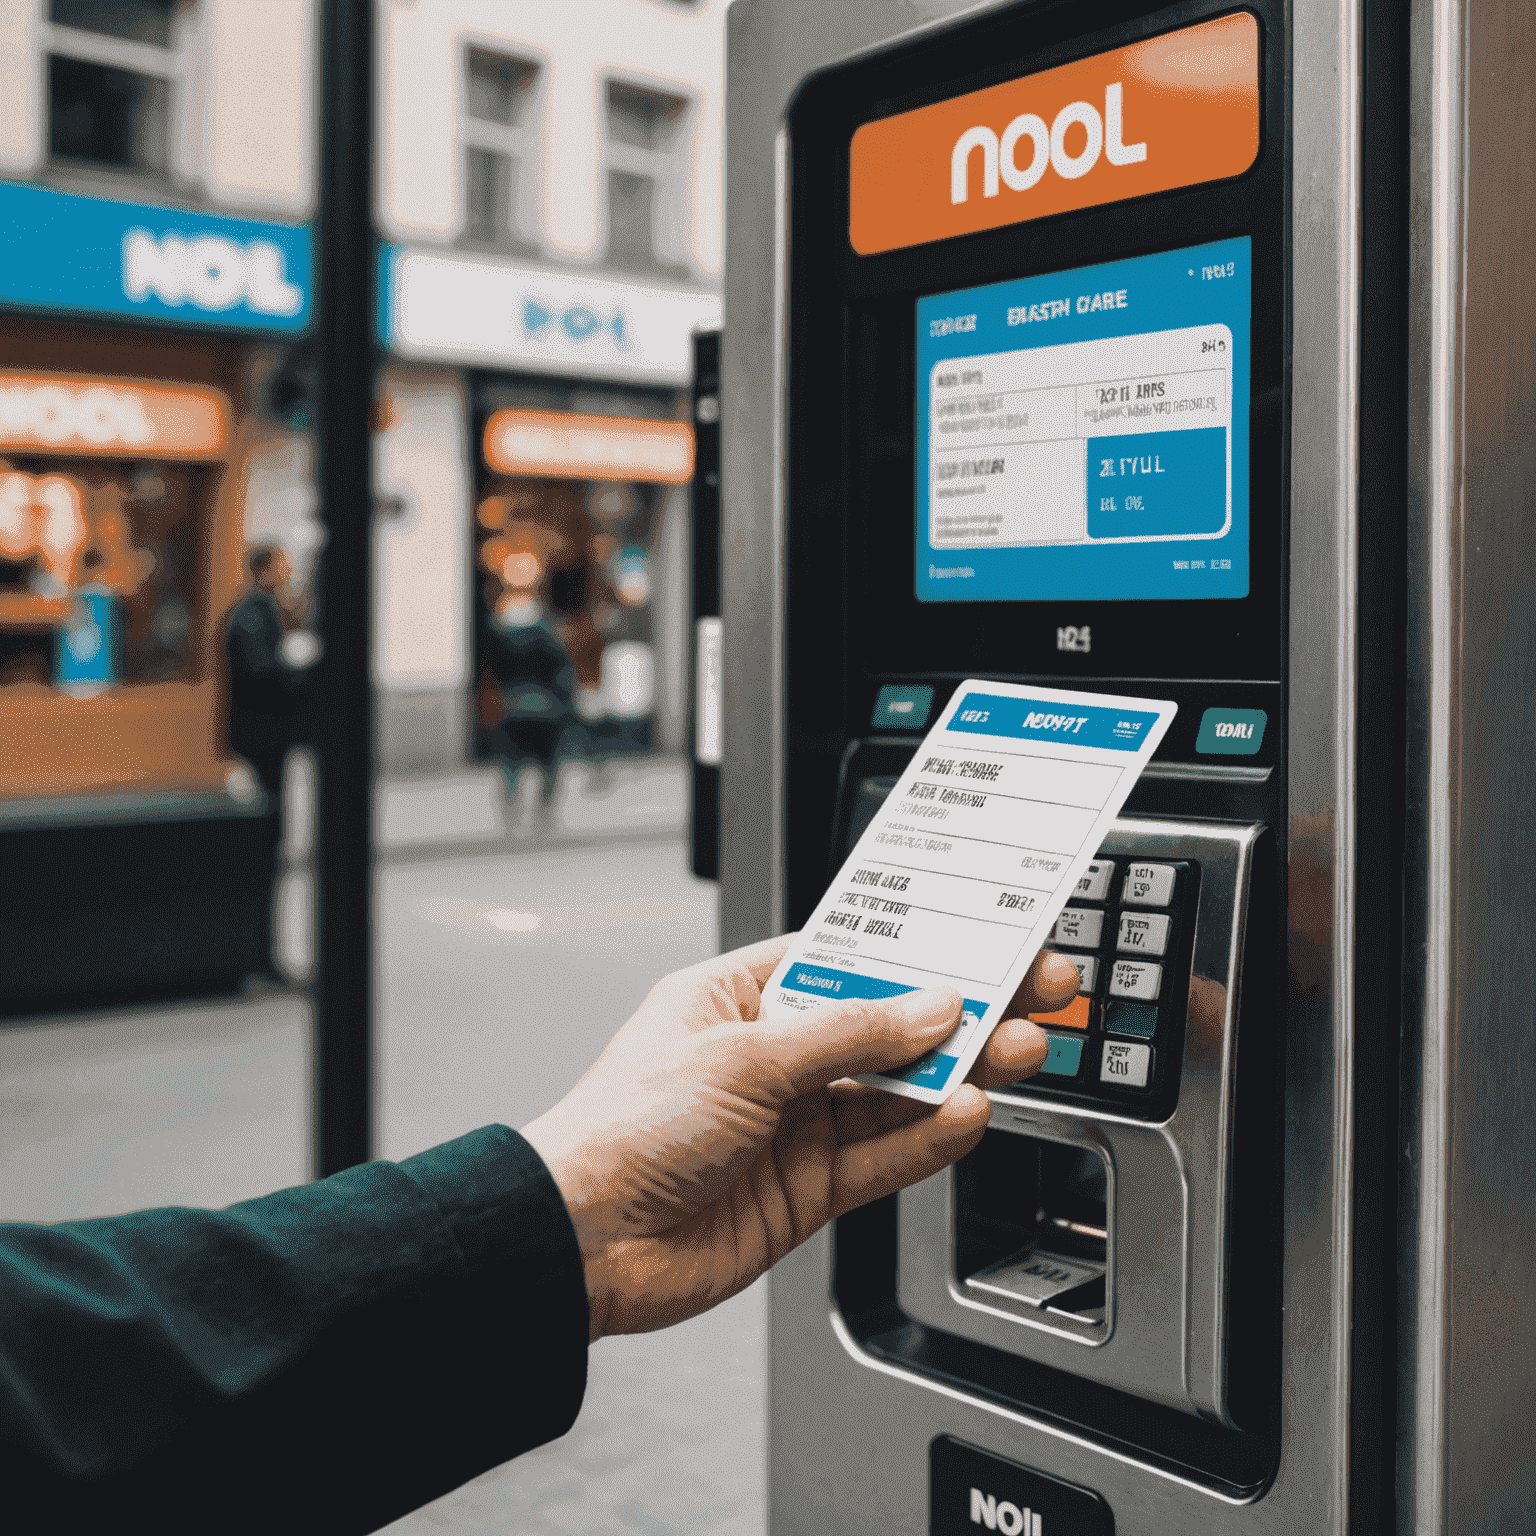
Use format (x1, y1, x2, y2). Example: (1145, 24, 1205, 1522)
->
(915, 238, 1250, 603)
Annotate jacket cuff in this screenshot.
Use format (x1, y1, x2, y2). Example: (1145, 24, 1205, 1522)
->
(400, 1125, 589, 1440)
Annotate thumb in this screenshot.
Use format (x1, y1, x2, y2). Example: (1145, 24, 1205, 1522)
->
(742, 987, 964, 1097)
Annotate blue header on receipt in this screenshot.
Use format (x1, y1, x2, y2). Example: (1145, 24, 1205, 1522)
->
(947, 693, 1160, 751)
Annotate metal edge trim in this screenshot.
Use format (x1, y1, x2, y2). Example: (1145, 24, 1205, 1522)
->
(1401, 0, 1462, 1529)
(770, 123, 790, 934)
(1279, 0, 1362, 1526)
(1142, 762, 1274, 782)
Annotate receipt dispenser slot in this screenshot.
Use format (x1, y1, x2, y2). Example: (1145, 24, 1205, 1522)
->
(958, 1133, 1109, 1323)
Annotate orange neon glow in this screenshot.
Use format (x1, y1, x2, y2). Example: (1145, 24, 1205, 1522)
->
(0, 371, 231, 458)
(0, 472, 86, 588)
(484, 410, 695, 484)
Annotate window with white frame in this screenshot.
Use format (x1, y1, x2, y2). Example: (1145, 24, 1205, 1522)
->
(43, 0, 202, 184)
(603, 79, 691, 279)
(461, 46, 540, 252)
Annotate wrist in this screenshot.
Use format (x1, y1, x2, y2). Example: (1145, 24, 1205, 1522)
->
(522, 1110, 613, 1341)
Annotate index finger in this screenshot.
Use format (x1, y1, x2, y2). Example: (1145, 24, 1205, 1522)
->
(1003, 950, 1082, 1018)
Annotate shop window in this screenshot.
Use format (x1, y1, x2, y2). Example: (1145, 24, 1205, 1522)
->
(0, 461, 203, 691)
(603, 80, 691, 279)
(44, 0, 197, 182)
(461, 46, 540, 253)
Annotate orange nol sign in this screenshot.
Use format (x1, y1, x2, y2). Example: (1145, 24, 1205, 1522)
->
(483, 409, 695, 485)
(0, 371, 230, 458)
(849, 13, 1260, 256)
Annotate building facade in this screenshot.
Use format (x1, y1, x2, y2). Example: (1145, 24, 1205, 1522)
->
(0, 0, 320, 1001)
(376, 0, 724, 772)
(0, 0, 723, 794)
(0, 0, 318, 799)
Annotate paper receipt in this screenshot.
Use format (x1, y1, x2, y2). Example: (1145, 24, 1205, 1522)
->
(760, 682, 1177, 1103)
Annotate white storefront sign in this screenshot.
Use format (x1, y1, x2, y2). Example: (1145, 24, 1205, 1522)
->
(386, 249, 721, 385)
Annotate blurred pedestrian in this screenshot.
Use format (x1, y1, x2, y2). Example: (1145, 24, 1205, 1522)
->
(475, 546, 578, 824)
(224, 543, 320, 978)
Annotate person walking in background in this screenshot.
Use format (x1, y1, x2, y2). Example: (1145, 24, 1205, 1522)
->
(225, 543, 320, 980)
(475, 563, 578, 825)
(474, 503, 582, 825)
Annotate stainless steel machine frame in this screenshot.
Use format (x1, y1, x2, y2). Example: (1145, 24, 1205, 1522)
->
(719, 0, 1536, 1530)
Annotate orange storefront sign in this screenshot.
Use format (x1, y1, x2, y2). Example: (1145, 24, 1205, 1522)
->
(484, 409, 695, 484)
(0, 371, 230, 458)
(849, 13, 1260, 256)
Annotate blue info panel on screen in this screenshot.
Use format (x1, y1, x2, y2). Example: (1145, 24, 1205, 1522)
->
(915, 237, 1251, 603)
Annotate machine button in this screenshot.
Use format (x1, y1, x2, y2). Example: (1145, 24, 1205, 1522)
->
(1196, 705, 1268, 756)
(1038, 1032, 1085, 1076)
(1117, 911, 1171, 956)
(1029, 995, 1091, 1031)
(1101, 1041, 1152, 1088)
(871, 683, 935, 730)
(1053, 952, 1098, 993)
(1108, 960, 1161, 1001)
(1051, 907, 1104, 947)
(1104, 1000, 1159, 1039)
(1073, 859, 1115, 902)
(1121, 862, 1176, 906)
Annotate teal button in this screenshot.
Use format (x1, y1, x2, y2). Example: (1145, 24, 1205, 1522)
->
(1196, 706, 1267, 756)
(872, 684, 935, 730)
(1040, 1032, 1085, 1076)
(1105, 1000, 1159, 1039)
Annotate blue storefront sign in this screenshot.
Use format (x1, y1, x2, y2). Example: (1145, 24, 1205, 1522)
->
(0, 182, 311, 334)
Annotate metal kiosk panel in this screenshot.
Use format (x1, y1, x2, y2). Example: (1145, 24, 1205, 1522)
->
(717, 0, 1448, 1530)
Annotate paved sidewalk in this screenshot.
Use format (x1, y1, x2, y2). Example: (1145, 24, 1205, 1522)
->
(283, 752, 689, 863)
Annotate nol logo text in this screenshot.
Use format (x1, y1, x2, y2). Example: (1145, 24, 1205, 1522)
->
(122, 229, 304, 317)
(970, 1487, 1043, 1535)
(951, 83, 1146, 205)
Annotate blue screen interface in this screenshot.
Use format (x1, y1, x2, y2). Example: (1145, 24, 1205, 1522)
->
(915, 238, 1251, 603)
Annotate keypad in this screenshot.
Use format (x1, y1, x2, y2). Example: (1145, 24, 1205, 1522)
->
(1122, 862, 1176, 906)
(1109, 960, 1161, 1001)
(1065, 955, 1099, 993)
(1117, 911, 1170, 956)
(1073, 859, 1115, 902)
(1021, 853, 1196, 1103)
(1052, 908, 1104, 947)
(1101, 1041, 1152, 1088)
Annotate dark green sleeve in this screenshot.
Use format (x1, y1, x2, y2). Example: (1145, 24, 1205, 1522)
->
(0, 1125, 589, 1533)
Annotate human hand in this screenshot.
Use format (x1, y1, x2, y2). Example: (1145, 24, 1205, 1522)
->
(521, 935, 1081, 1340)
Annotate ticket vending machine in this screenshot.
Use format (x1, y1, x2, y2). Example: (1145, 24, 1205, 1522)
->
(721, 0, 1536, 1531)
